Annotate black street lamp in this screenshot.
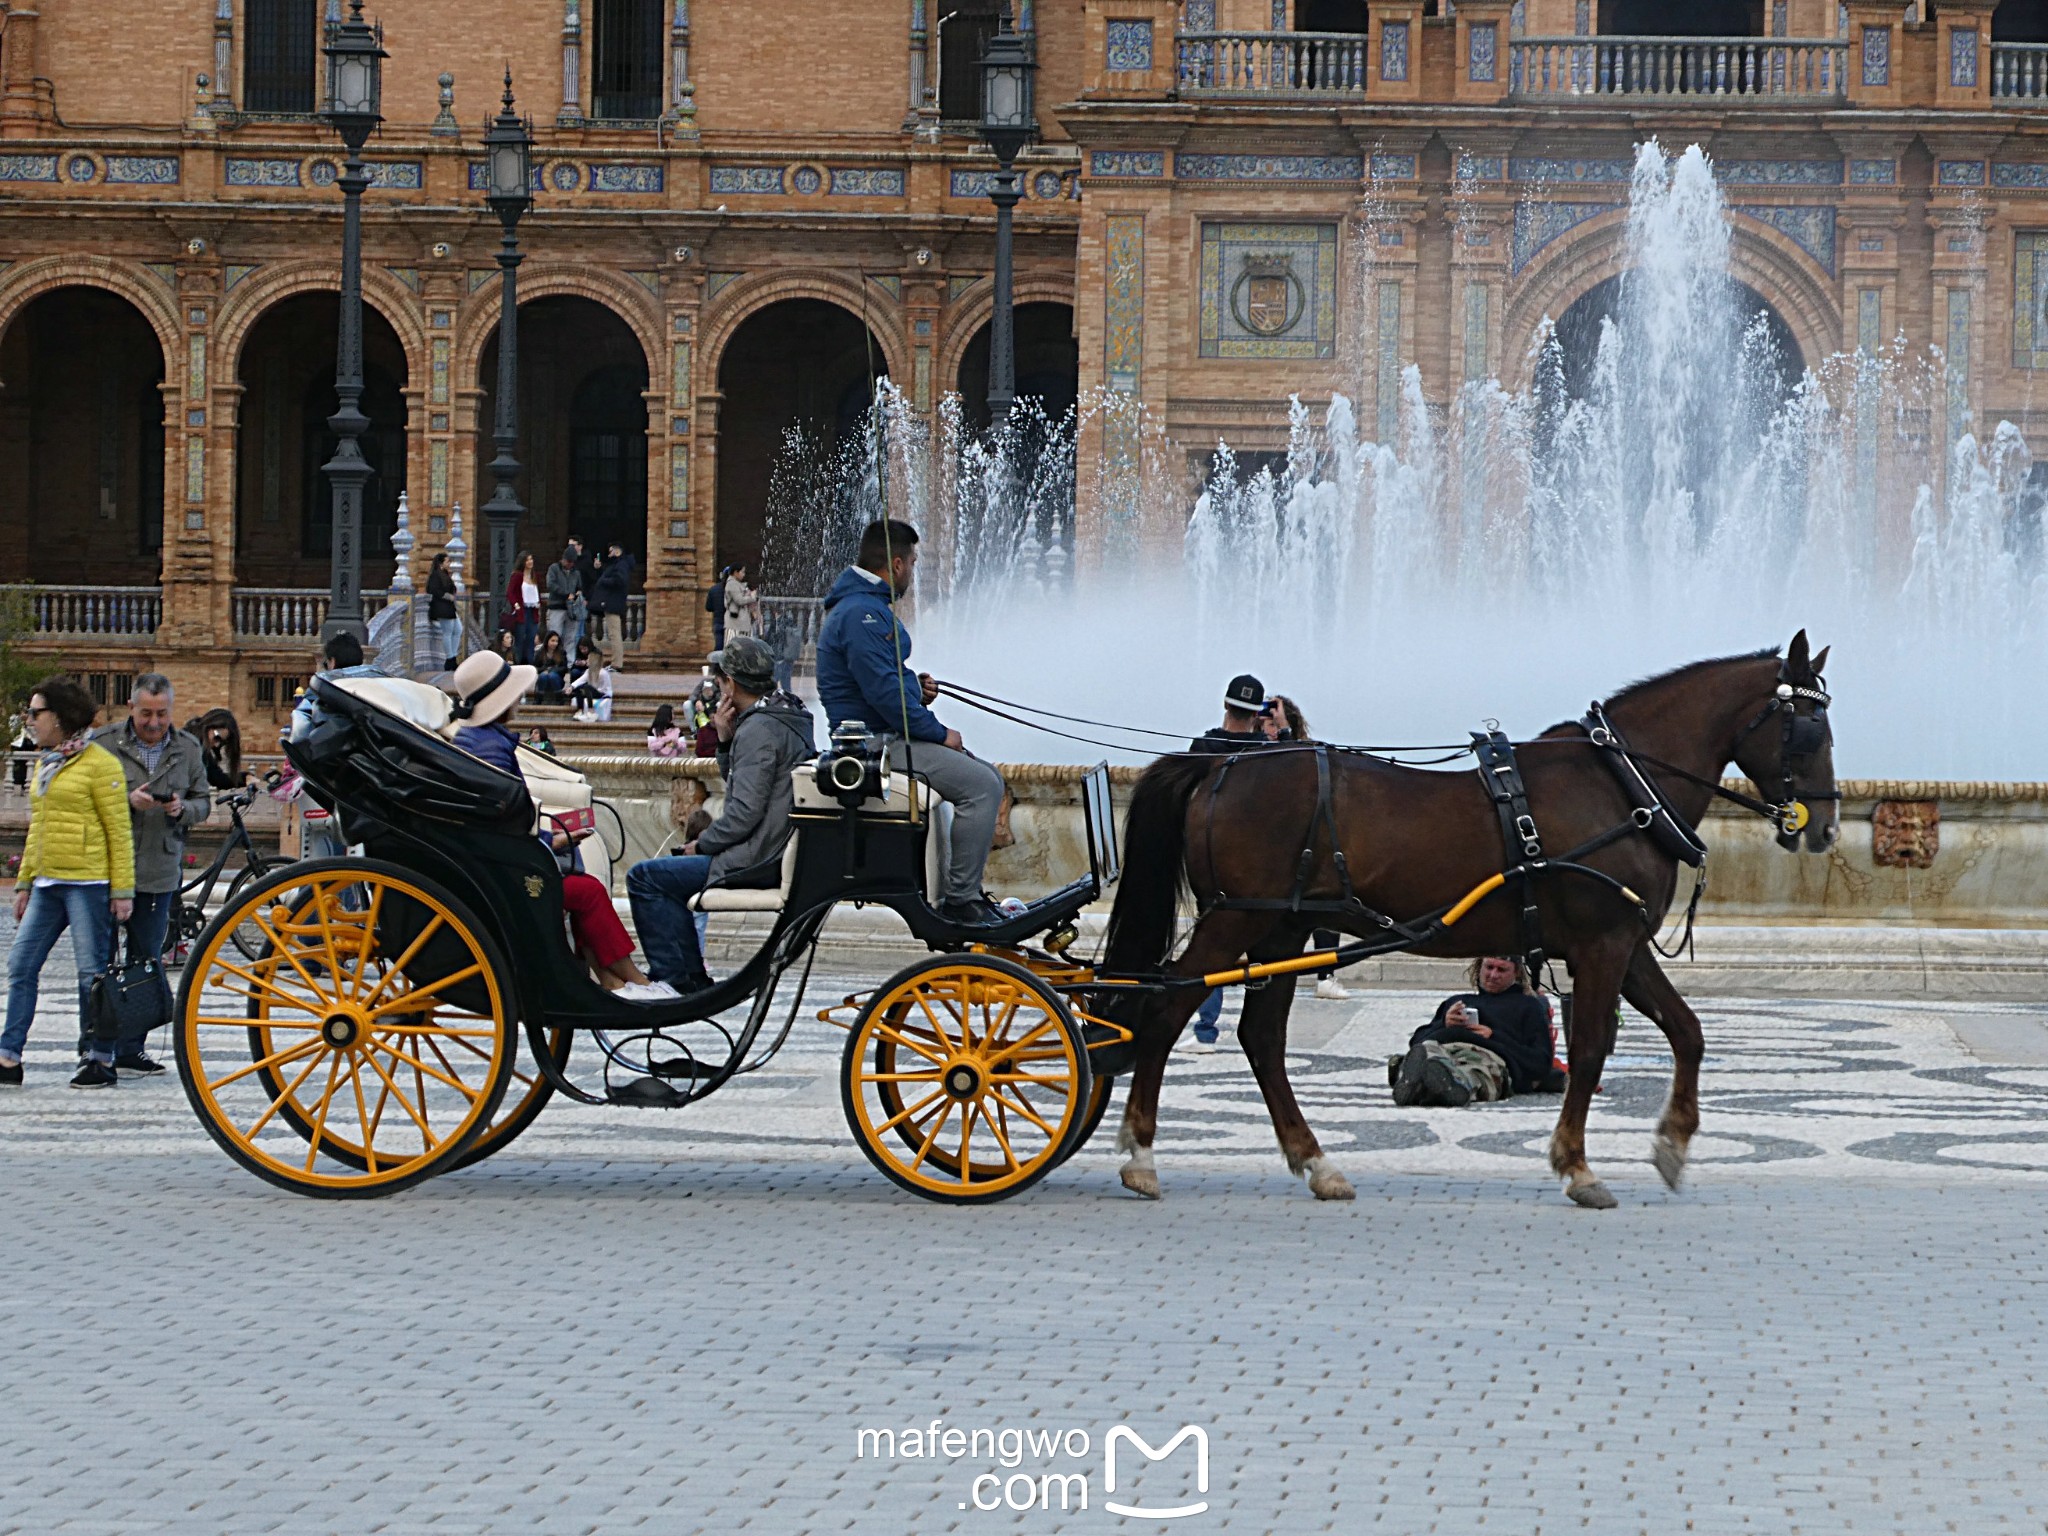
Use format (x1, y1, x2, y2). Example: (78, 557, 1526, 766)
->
(978, 5, 1036, 426)
(317, 0, 385, 643)
(480, 72, 534, 622)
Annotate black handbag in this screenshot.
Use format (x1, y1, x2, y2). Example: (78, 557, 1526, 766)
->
(88, 926, 174, 1046)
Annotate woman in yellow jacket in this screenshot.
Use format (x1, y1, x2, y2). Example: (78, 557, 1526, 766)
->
(3, 677, 135, 1089)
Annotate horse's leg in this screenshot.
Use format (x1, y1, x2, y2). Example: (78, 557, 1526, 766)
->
(1547, 937, 1632, 1209)
(1621, 943, 1705, 1191)
(1236, 970, 1354, 1201)
(1114, 911, 1269, 1200)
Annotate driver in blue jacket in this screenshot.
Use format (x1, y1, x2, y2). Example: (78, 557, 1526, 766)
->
(814, 518, 1006, 927)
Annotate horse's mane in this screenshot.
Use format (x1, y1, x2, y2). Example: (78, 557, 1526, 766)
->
(1541, 646, 1779, 734)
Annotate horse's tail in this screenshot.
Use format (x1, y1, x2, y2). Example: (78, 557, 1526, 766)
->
(1104, 754, 1215, 972)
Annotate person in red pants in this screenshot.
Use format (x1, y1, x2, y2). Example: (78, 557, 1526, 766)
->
(448, 652, 668, 999)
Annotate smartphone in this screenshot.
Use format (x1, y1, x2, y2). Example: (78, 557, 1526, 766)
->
(150, 790, 176, 802)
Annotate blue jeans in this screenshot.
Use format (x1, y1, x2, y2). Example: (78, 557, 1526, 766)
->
(432, 617, 463, 669)
(625, 855, 713, 986)
(4, 883, 114, 1064)
(1193, 988, 1222, 1042)
(513, 616, 538, 664)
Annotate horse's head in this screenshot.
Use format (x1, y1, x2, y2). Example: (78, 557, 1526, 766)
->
(1732, 629, 1837, 853)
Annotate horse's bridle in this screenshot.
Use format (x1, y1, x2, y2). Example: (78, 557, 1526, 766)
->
(1584, 661, 1835, 843)
(1734, 666, 1836, 839)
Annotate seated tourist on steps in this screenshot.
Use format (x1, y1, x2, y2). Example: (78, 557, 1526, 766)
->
(1391, 955, 1566, 1107)
(626, 635, 817, 994)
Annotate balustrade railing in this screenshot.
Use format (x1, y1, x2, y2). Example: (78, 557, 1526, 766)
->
(6, 584, 163, 640)
(759, 595, 826, 663)
(232, 588, 646, 648)
(1992, 41, 2048, 99)
(1510, 35, 1845, 100)
(1177, 30, 1370, 96)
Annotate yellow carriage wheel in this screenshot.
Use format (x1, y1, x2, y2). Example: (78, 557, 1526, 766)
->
(174, 859, 517, 1198)
(841, 954, 1091, 1203)
(1051, 1072, 1117, 1170)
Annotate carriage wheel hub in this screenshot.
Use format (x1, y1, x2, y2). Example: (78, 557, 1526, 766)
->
(320, 1012, 363, 1048)
(942, 1060, 983, 1101)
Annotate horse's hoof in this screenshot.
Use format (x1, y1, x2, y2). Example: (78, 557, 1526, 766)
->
(1651, 1133, 1688, 1191)
(1566, 1175, 1618, 1210)
(1120, 1166, 1162, 1200)
(1303, 1156, 1356, 1202)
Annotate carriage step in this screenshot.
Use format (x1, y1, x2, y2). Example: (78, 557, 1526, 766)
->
(606, 1078, 688, 1108)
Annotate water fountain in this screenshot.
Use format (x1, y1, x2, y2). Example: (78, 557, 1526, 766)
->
(768, 141, 2045, 779)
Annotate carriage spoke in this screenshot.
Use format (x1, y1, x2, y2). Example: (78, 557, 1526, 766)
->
(207, 959, 328, 1014)
(370, 1036, 482, 1100)
(957, 1101, 977, 1184)
(861, 1069, 945, 1084)
(985, 1017, 1058, 1063)
(346, 1051, 380, 1175)
(989, 1085, 1060, 1138)
(988, 1070, 1074, 1089)
(301, 1051, 348, 1172)
(349, 882, 388, 1002)
(252, 911, 338, 1001)
(357, 1042, 437, 1146)
(365, 965, 487, 1019)
(907, 1101, 956, 1172)
(360, 915, 448, 1012)
(873, 1085, 949, 1136)
(204, 1036, 323, 1093)
(242, 1047, 332, 1139)
(977, 997, 1020, 1052)
(981, 1103, 1023, 1173)
(869, 1020, 948, 1065)
(913, 994, 964, 1052)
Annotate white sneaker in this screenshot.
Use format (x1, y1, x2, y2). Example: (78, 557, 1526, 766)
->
(615, 980, 681, 1002)
(1181, 1037, 1218, 1055)
(1315, 978, 1354, 1002)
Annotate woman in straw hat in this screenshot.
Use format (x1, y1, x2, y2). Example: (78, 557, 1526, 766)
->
(446, 654, 673, 1000)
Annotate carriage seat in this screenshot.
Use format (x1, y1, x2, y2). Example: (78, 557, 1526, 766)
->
(687, 769, 954, 913)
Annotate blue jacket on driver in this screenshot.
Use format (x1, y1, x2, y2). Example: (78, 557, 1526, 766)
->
(814, 565, 948, 744)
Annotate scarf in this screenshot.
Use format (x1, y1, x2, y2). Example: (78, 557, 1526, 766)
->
(34, 732, 89, 795)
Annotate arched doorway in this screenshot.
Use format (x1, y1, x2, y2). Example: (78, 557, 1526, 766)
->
(0, 286, 167, 585)
(1551, 272, 1801, 402)
(235, 292, 409, 587)
(953, 301, 1080, 434)
(1598, 0, 1757, 34)
(476, 295, 650, 574)
(715, 298, 889, 593)
(1995, 0, 2048, 41)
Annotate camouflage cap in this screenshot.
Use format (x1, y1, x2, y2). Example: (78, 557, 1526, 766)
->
(709, 634, 777, 691)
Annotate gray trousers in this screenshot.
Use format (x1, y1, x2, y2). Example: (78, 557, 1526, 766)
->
(887, 739, 1004, 906)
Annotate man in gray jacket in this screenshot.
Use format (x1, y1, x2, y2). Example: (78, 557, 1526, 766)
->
(544, 545, 585, 658)
(89, 672, 212, 1073)
(626, 636, 815, 992)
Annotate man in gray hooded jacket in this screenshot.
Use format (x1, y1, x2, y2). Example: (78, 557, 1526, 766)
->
(626, 636, 815, 991)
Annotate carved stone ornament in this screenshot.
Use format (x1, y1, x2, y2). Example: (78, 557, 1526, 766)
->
(1232, 253, 1304, 337)
(1871, 799, 1939, 869)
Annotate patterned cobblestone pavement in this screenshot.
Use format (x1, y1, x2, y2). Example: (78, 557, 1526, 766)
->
(6, 935, 2048, 1531)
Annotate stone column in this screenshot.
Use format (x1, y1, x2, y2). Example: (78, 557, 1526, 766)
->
(0, 5, 54, 138)
(668, 0, 698, 138)
(559, 0, 585, 126)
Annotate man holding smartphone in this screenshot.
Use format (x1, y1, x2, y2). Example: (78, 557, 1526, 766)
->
(89, 673, 212, 1074)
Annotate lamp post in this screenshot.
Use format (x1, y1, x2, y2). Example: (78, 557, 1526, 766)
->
(317, 0, 385, 644)
(480, 72, 533, 622)
(977, 5, 1036, 426)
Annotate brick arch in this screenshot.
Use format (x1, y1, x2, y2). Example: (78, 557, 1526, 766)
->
(1502, 209, 1841, 392)
(452, 264, 662, 389)
(936, 278, 1077, 407)
(214, 261, 429, 384)
(0, 256, 183, 371)
(699, 271, 909, 389)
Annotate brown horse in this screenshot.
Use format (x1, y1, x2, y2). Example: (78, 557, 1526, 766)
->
(1100, 632, 1837, 1208)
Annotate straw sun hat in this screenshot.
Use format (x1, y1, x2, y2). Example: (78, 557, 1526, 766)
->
(448, 652, 536, 727)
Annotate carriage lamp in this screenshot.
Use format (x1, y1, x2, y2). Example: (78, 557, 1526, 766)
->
(976, 5, 1037, 427)
(316, 0, 387, 645)
(479, 73, 535, 615)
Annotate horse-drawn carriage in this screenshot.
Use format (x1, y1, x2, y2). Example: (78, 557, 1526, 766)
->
(173, 673, 1130, 1201)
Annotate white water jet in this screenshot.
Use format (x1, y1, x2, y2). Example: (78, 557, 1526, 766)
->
(772, 141, 2045, 779)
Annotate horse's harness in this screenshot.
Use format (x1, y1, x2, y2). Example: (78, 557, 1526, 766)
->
(1196, 663, 1833, 978)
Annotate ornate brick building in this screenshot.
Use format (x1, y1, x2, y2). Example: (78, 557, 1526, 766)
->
(2, 0, 2045, 715)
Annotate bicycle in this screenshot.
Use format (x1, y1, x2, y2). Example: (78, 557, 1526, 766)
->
(169, 773, 294, 966)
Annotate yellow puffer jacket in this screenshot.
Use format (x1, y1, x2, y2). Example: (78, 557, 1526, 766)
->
(17, 742, 136, 898)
